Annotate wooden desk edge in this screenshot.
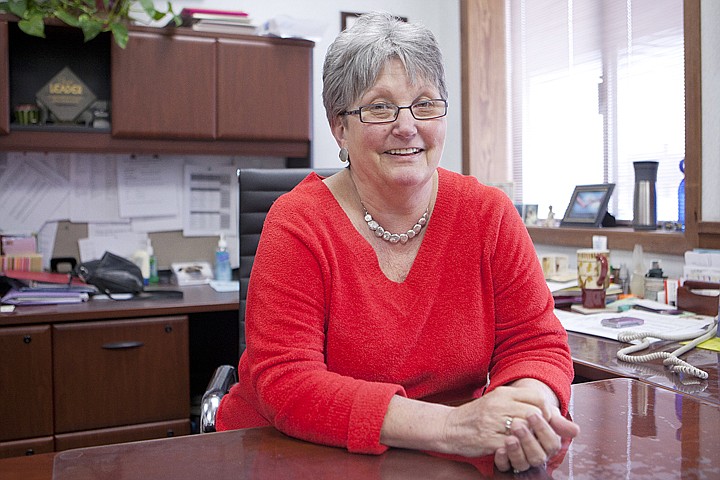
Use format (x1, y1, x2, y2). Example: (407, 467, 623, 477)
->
(0, 452, 54, 480)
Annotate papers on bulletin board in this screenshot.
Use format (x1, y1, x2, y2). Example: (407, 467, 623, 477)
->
(182, 164, 237, 237)
(555, 308, 715, 343)
(117, 155, 182, 218)
(78, 231, 148, 263)
(0, 153, 70, 233)
(70, 154, 124, 223)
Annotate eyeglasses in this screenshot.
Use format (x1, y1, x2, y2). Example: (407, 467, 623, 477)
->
(341, 99, 448, 124)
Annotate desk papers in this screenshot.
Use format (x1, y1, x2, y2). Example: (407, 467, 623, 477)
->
(555, 308, 715, 342)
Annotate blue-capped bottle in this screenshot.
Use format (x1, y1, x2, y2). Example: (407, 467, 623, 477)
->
(678, 158, 685, 230)
(215, 233, 232, 282)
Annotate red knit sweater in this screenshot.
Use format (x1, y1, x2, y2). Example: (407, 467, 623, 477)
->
(217, 168, 573, 455)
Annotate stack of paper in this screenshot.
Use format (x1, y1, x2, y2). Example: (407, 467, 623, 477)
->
(261, 15, 328, 41)
(684, 250, 720, 282)
(180, 8, 259, 36)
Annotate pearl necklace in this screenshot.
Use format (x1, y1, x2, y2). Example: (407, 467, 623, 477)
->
(362, 202, 429, 244)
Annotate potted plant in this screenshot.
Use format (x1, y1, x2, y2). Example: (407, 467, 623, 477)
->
(0, 0, 180, 48)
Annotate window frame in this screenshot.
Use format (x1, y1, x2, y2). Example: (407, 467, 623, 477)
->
(460, 0, 705, 256)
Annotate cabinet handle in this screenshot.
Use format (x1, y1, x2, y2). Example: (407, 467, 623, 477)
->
(102, 341, 144, 350)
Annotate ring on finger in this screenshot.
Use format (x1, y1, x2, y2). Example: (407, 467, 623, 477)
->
(504, 416, 514, 435)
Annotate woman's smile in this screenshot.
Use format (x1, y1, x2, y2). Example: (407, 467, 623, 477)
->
(385, 148, 423, 156)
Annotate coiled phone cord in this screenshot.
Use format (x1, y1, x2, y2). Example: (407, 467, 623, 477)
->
(616, 318, 718, 380)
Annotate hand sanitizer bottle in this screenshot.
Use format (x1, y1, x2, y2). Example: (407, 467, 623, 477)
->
(147, 238, 159, 284)
(215, 233, 232, 282)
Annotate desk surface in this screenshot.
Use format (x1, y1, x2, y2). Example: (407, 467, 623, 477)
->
(2, 378, 718, 480)
(567, 331, 720, 405)
(0, 284, 239, 326)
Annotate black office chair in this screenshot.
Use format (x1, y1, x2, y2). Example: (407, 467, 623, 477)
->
(200, 167, 340, 433)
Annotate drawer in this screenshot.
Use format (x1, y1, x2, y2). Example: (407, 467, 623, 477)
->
(0, 325, 53, 441)
(53, 316, 189, 433)
(0, 436, 54, 459)
(55, 419, 190, 451)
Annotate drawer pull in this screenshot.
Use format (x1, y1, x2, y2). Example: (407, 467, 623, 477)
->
(102, 341, 144, 350)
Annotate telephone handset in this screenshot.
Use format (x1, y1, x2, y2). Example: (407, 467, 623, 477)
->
(616, 317, 718, 380)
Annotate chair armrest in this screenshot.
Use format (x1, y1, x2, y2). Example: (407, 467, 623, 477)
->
(200, 365, 238, 433)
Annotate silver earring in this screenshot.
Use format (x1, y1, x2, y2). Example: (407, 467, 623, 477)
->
(339, 147, 350, 163)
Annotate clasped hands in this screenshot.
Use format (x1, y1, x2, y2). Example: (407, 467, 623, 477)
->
(441, 380, 580, 473)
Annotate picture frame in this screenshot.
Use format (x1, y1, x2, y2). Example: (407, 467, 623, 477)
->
(341, 12, 408, 31)
(513, 203, 539, 226)
(341, 12, 362, 30)
(560, 183, 615, 228)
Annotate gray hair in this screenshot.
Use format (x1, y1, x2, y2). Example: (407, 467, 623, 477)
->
(322, 11, 448, 124)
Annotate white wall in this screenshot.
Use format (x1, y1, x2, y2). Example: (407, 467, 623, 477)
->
(166, 0, 462, 172)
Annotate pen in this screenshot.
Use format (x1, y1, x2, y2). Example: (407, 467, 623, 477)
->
(632, 304, 683, 315)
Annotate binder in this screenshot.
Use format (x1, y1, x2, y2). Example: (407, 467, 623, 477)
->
(1, 289, 90, 305)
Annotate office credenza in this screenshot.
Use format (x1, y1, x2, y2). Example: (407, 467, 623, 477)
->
(1, 378, 718, 479)
(0, 286, 240, 458)
(567, 331, 720, 406)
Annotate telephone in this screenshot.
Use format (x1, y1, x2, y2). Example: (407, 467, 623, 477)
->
(616, 317, 718, 380)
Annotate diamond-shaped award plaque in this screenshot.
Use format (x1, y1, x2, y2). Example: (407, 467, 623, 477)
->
(36, 67, 97, 123)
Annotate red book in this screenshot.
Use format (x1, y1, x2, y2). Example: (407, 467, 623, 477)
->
(180, 8, 249, 18)
(3, 270, 87, 285)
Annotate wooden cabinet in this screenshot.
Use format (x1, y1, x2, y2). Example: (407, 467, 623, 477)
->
(53, 316, 189, 432)
(217, 38, 311, 141)
(0, 316, 190, 458)
(111, 31, 312, 143)
(0, 18, 313, 159)
(111, 32, 217, 140)
(0, 325, 53, 457)
(0, 20, 9, 136)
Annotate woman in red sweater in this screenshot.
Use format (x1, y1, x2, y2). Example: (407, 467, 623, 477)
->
(217, 11, 579, 473)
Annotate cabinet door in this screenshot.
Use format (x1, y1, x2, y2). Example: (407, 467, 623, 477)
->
(0, 21, 9, 136)
(217, 39, 312, 141)
(53, 316, 189, 433)
(0, 325, 53, 442)
(111, 32, 216, 139)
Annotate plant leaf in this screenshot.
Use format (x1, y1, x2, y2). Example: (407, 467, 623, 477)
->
(110, 22, 128, 49)
(55, 8, 80, 27)
(6, 0, 28, 17)
(79, 16, 104, 42)
(18, 14, 45, 38)
(138, 0, 155, 16)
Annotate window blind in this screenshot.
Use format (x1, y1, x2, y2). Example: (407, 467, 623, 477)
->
(507, 0, 685, 225)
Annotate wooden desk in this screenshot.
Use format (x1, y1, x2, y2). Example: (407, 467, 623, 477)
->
(0, 285, 240, 457)
(2, 378, 718, 479)
(0, 284, 240, 327)
(567, 331, 720, 405)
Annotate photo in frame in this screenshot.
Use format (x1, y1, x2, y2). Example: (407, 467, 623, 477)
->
(560, 184, 615, 227)
(513, 203, 539, 226)
(523, 204, 538, 226)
